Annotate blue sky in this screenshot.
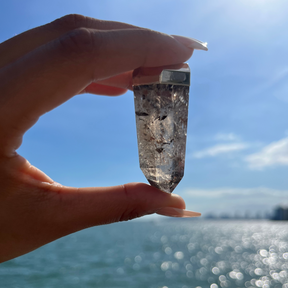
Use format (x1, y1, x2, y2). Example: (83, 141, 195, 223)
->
(1, 0, 288, 216)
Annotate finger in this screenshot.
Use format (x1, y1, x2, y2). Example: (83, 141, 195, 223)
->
(46, 182, 186, 234)
(0, 28, 193, 155)
(0, 14, 141, 68)
(0, 180, 187, 261)
(96, 70, 133, 90)
(81, 83, 127, 96)
(82, 71, 133, 95)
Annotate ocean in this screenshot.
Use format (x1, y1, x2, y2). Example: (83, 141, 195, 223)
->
(1, 220, 288, 288)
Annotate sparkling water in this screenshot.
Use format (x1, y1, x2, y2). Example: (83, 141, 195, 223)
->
(1, 220, 288, 288)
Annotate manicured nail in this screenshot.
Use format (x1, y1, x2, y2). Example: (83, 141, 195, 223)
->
(171, 35, 208, 51)
(156, 207, 201, 218)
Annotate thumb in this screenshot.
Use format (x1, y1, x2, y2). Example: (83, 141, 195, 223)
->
(50, 182, 197, 235)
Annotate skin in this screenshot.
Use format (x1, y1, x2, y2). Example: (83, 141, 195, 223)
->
(0, 14, 194, 263)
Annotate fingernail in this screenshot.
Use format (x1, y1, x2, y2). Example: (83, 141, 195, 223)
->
(156, 207, 201, 218)
(171, 35, 208, 51)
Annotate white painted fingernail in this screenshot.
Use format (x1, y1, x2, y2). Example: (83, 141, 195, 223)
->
(171, 35, 208, 51)
(156, 207, 201, 218)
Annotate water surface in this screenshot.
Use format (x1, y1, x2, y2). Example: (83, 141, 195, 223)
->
(1, 220, 288, 288)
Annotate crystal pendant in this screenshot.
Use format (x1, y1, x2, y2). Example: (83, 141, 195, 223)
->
(133, 64, 190, 193)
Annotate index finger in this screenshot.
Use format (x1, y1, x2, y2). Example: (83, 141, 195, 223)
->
(0, 14, 142, 68)
(0, 27, 193, 156)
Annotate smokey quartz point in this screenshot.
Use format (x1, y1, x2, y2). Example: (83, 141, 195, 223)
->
(133, 64, 190, 193)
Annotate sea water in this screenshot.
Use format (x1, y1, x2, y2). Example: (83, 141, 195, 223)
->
(1, 220, 288, 288)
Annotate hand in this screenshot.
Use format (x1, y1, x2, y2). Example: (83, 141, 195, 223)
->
(0, 14, 199, 263)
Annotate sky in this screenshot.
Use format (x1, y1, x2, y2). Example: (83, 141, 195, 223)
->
(1, 0, 288, 217)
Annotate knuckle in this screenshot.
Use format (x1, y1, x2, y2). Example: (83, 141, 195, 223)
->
(57, 28, 96, 57)
(134, 29, 155, 66)
(52, 14, 88, 30)
(118, 183, 147, 222)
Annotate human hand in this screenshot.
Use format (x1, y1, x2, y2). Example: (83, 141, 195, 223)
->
(0, 14, 200, 263)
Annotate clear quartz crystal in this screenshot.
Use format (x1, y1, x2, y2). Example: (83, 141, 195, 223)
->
(134, 83, 189, 193)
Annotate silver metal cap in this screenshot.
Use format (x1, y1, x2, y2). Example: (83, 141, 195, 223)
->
(132, 63, 190, 86)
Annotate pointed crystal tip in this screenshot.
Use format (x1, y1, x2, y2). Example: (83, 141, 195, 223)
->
(134, 83, 189, 194)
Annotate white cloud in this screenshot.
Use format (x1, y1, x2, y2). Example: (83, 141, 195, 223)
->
(245, 137, 288, 170)
(192, 143, 248, 159)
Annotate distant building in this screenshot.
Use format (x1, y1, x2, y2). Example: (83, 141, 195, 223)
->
(271, 206, 288, 220)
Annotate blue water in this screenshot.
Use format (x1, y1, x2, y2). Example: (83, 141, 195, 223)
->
(1, 220, 288, 288)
